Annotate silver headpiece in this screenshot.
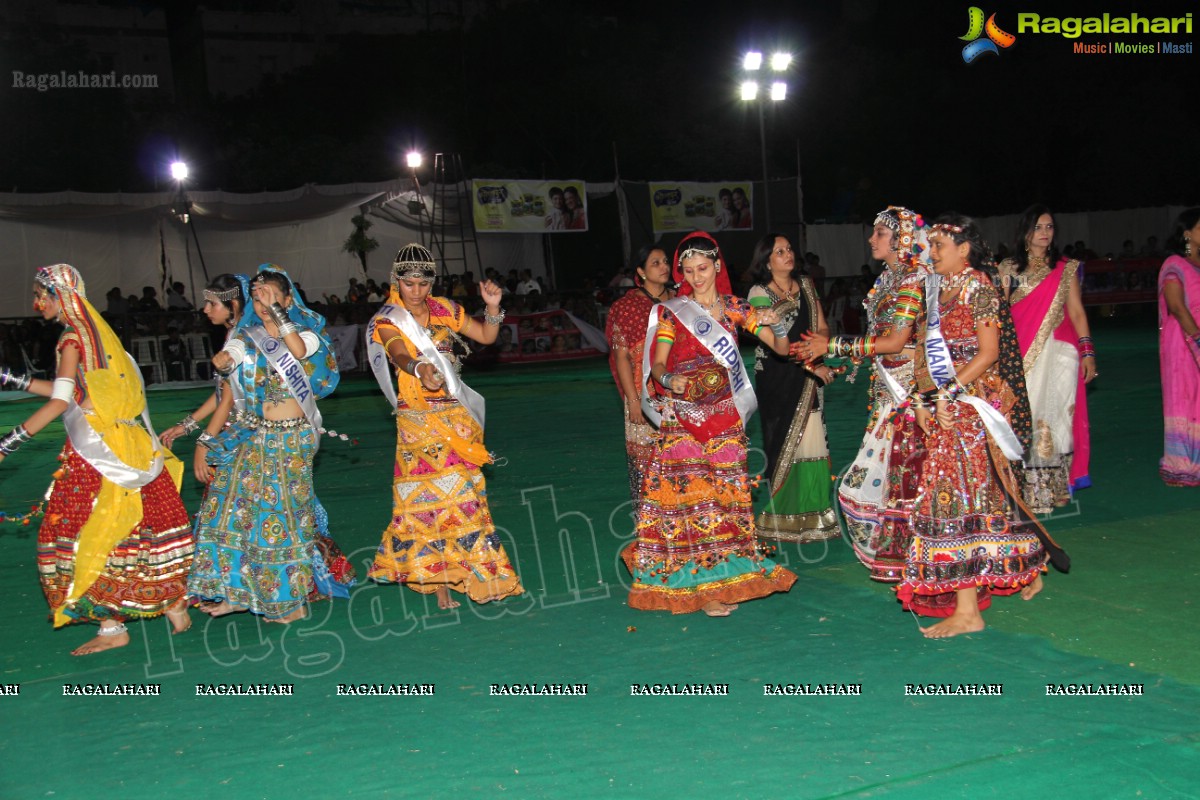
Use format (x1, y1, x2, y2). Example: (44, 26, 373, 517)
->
(204, 286, 241, 304)
(391, 243, 437, 284)
(677, 245, 719, 263)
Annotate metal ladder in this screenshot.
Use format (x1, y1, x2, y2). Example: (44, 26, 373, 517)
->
(430, 153, 483, 280)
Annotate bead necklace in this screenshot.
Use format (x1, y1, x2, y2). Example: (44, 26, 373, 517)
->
(769, 276, 797, 300)
(940, 267, 974, 292)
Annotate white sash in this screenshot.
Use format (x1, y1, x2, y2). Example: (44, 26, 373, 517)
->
(61, 351, 165, 490)
(245, 326, 324, 446)
(216, 329, 246, 414)
(875, 357, 908, 405)
(639, 296, 757, 428)
(365, 304, 486, 429)
(925, 273, 1024, 460)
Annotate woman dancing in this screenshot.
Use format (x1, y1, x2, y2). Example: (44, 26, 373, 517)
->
(366, 244, 523, 609)
(0, 264, 193, 654)
(187, 265, 354, 623)
(997, 205, 1096, 512)
(1158, 207, 1200, 486)
(606, 243, 675, 506)
(747, 233, 839, 542)
(793, 206, 929, 583)
(625, 231, 796, 616)
(906, 215, 1068, 638)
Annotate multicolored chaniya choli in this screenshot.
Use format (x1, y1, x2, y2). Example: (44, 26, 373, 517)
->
(188, 281, 354, 619)
(623, 297, 796, 613)
(606, 287, 660, 505)
(367, 296, 523, 603)
(998, 257, 1091, 512)
(34, 267, 193, 628)
(1158, 255, 1200, 486)
(899, 273, 1049, 616)
(839, 265, 927, 581)
(749, 279, 837, 542)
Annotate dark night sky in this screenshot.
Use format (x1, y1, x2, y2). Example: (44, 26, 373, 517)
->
(0, 0, 1193, 218)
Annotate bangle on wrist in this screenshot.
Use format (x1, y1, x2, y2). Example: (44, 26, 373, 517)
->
(0, 424, 33, 456)
(179, 415, 199, 435)
(658, 371, 676, 389)
(483, 308, 506, 326)
(196, 432, 217, 449)
(0, 368, 32, 392)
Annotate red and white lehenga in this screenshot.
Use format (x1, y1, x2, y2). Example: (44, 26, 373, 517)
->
(899, 271, 1056, 617)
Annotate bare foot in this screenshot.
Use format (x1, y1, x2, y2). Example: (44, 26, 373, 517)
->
(198, 601, 248, 617)
(436, 586, 461, 610)
(265, 605, 309, 624)
(1020, 575, 1044, 601)
(165, 597, 192, 634)
(701, 601, 734, 617)
(71, 622, 130, 656)
(921, 614, 985, 639)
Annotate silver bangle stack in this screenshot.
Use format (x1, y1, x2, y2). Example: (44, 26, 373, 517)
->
(270, 302, 299, 337)
(658, 371, 676, 389)
(0, 368, 32, 392)
(483, 308, 506, 326)
(0, 424, 33, 456)
(196, 432, 218, 449)
(178, 415, 199, 435)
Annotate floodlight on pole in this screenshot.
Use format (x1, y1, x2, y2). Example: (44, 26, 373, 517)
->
(170, 161, 189, 181)
(406, 151, 423, 170)
(740, 49, 793, 231)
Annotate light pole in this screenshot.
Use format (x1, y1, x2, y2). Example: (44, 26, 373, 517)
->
(169, 159, 208, 288)
(740, 50, 791, 231)
(405, 150, 428, 246)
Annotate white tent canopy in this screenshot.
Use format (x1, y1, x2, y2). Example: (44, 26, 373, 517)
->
(0, 180, 543, 317)
(0, 178, 1185, 317)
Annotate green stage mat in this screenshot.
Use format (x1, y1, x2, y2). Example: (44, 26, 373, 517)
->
(0, 317, 1196, 799)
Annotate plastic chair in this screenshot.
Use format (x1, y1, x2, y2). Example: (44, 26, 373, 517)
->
(20, 345, 48, 379)
(184, 333, 214, 380)
(131, 336, 164, 384)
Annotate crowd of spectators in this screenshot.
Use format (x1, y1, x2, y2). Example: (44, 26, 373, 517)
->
(4, 234, 1165, 381)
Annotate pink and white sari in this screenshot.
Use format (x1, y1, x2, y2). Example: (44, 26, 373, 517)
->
(1006, 259, 1091, 513)
(1158, 255, 1200, 486)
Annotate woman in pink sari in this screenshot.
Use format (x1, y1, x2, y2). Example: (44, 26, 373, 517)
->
(997, 205, 1096, 514)
(1158, 207, 1200, 486)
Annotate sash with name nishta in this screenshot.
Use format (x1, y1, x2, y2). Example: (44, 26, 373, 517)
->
(245, 326, 324, 448)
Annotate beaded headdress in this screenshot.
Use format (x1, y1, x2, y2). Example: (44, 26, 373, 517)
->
(927, 222, 965, 238)
(391, 243, 437, 284)
(35, 263, 86, 298)
(873, 206, 928, 269)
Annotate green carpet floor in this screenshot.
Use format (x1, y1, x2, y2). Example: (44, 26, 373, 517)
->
(1, 316, 1196, 799)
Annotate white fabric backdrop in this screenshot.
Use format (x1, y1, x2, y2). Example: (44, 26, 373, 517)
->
(0, 178, 1187, 316)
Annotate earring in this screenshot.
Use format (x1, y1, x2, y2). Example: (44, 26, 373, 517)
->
(1187, 236, 1193, 257)
(715, 260, 722, 273)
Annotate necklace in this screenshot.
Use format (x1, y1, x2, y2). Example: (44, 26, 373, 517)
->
(640, 284, 669, 301)
(694, 294, 723, 314)
(940, 267, 974, 292)
(770, 277, 796, 299)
